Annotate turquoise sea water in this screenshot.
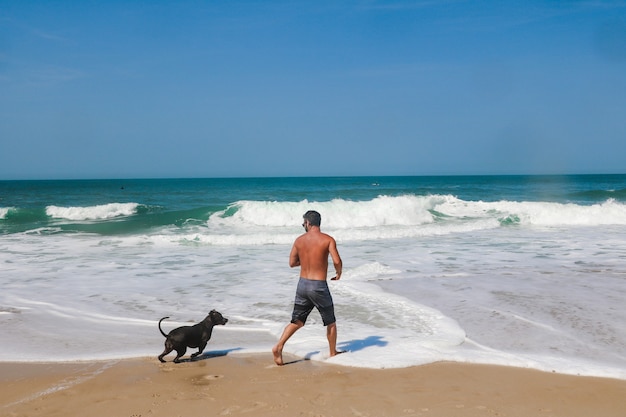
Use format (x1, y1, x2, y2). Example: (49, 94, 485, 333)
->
(1, 175, 625, 378)
(3, 174, 626, 235)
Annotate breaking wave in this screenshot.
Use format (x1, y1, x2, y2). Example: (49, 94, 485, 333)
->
(3, 195, 626, 240)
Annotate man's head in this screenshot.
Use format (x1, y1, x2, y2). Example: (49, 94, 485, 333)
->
(303, 210, 321, 227)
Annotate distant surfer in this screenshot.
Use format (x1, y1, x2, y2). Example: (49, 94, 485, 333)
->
(272, 210, 343, 366)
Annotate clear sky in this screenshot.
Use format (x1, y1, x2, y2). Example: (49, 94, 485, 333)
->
(1, 1, 625, 180)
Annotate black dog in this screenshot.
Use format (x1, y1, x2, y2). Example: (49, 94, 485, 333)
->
(158, 310, 228, 363)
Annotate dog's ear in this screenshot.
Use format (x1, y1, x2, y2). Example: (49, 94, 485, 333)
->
(210, 309, 216, 313)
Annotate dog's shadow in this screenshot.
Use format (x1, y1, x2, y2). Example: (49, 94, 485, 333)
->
(177, 347, 244, 363)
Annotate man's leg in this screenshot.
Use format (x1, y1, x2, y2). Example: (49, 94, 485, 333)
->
(273, 321, 304, 366)
(327, 322, 338, 357)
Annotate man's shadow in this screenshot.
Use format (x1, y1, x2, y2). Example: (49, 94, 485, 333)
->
(338, 335, 388, 352)
(292, 335, 388, 365)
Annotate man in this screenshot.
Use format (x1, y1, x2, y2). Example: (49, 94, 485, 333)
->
(272, 210, 343, 366)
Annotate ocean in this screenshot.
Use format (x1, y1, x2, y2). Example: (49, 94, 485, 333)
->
(1, 175, 625, 379)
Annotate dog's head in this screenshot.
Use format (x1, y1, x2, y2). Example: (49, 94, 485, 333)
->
(208, 309, 228, 326)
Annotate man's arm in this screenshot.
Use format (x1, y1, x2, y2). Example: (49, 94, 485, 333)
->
(329, 238, 342, 280)
(289, 243, 300, 268)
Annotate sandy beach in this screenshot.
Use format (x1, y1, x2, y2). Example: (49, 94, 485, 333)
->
(2, 354, 625, 417)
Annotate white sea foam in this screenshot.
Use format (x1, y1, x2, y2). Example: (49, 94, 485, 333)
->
(0, 207, 10, 219)
(213, 195, 437, 229)
(159, 196, 626, 246)
(212, 196, 626, 230)
(46, 203, 139, 221)
(446, 198, 626, 226)
(2, 194, 626, 380)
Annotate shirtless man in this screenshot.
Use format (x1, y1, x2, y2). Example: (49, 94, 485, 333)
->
(272, 210, 343, 366)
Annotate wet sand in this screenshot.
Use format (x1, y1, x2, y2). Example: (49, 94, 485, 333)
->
(2, 354, 626, 417)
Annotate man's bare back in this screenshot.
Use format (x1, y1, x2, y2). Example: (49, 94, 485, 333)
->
(289, 224, 342, 281)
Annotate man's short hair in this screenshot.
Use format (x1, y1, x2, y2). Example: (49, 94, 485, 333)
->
(303, 210, 321, 227)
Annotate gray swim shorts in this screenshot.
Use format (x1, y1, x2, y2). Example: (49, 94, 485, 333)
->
(291, 277, 336, 326)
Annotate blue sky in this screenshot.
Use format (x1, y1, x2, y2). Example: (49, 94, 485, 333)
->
(1, 1, 625, 179)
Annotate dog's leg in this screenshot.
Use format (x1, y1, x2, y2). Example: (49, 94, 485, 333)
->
(190, 342, 207, 360)
(173, 346, 187, 363)
(158, 345, 173, 363)
(159, 339, 177, 363)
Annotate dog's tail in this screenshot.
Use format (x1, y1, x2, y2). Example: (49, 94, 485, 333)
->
(158, 316, 170, 337)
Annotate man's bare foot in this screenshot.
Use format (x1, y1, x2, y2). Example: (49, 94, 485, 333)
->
(272, 345, 284, 366)
(330, 350, 346, 358)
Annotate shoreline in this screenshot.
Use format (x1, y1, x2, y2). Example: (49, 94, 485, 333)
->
(3, 354, 626, 417)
